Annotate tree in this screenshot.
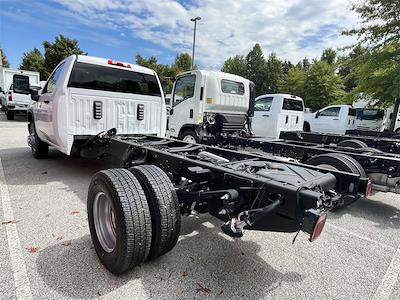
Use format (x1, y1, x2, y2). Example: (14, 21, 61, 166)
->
(1, 48, 10, 67)
(321, 48, 337, 64)
(174, 53, 192, 72)
(304, 61, 346, 110)
(246, 44, 268, 96)
(265, 53, 283, 93)
(19, 48, 46, 79)
(343, 0, 400, 108)
(43, 34, 85, 75)
(337, 45, 367, 92)
(282, 60, 294, 75)
(221, 55, 248, 78)
(279, 67, 306, 99)
(301, 58, 311, 71)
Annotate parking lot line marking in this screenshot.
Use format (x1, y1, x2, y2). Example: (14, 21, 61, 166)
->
(0, 158, 33, 300)
(374, 249, 400, 300)
(326, 223, 395, 250)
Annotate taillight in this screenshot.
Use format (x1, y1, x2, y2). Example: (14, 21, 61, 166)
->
(301, 209, 327, 242)
(8, 93, 12, 102)
(107, 59, 131, 68)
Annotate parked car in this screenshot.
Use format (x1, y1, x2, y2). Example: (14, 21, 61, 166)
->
(252, 94, 304, 138)
(303, 104, 357, 134)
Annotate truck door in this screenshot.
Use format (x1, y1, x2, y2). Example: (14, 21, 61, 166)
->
(313, 106, 341, 133)
(37, 62, 65, 144)
(252, 96, 273, 137)
(168, 74, 198, 138)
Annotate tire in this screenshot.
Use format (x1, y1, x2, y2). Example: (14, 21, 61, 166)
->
(6, 111, 14, 120)
(130, 165, 181, 260)
(87, 169, 152, 274)
(306, 153, 366, 208)
(337, 139, 368, 149)
(180, 130, 199, 143)
(303, 122, 311, 132)
(28, 122, 48, 159)
(391, 134, 400, 139)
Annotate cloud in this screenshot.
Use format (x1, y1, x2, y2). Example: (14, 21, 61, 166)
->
(55, 0, 360, 67)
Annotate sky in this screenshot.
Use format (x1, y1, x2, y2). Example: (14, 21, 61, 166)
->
(0, 0, 360, 70)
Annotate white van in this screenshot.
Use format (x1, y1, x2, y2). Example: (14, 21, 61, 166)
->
(26, 55, 166, 157)
(168, 70, 253, 142)
(251, 94, 304, 138)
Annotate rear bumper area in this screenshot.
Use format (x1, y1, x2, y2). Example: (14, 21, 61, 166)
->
(6, 104, 28, 112)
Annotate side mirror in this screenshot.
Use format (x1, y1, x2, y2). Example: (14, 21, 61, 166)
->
(169, 108, 174, 115)
(13, 75, 30, 94)
(315, 111, 320, 118)
(30, 89, 40, 101)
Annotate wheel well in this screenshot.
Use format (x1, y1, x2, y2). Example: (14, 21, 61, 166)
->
(178, 125, 197, 139)
(27, 112, 33, 123)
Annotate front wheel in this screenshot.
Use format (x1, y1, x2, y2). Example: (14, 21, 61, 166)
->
(28, 122, 48, 159)
(180, 130, 199, 143)
(6, 110, 14, 120)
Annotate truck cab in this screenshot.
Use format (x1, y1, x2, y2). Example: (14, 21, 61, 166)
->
(252, 94, 304, 138)
(25, 55, 166, 157)
(304, 105, 357, 134)
(168, 70, 253, 143)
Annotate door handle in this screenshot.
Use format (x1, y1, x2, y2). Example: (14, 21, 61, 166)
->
(262, 115, 270, 117)
(44, 100, 50, 104)
(333, 118, 339, 120)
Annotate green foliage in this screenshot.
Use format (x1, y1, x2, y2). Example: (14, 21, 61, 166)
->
(265, 53, 283, 93)
(246, 44, 269, 95)
(43, 34, 85, 76)
(174, 53, 192, 72)
(1, 48, 10, 68)
(279, 67, 306, 99)
(344, 0, 400, 47)
(304, 61, 346, 110)
(221, 55, 248, 78)
(19, 48, 46, 80)
(321, 48, 337, 64)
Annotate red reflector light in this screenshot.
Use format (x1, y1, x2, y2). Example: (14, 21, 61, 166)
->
(310, 212, 327, 242)
(107, 59, 131, 68)
(365, 178, 372, 197)
(8, 94, 12, 101)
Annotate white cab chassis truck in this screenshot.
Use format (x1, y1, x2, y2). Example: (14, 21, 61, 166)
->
(252, 94, 304, 138)
(168, 70, 254, 143)
(26, 55, 166, 157)
(16, 55, 356, 275)
(303, 104, 357, 135)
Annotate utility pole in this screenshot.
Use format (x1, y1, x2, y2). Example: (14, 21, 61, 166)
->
(190, 16, 201, 70)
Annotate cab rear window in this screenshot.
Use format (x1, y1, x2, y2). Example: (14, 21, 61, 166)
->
(282, 98, 304, 111)
(221, 79, 245, 95)
(348, 108, 357, 116)
(68, 62, 161, 96)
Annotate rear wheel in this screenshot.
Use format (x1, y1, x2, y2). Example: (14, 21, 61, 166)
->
(337, 139, 368, 149)
(303, 122, 311, 132)
(180, 130, 199, 143)
(130, 165, 181, 260)
(28, 122, 48, 159)
(6, 110, 14, 120)
(306, 153, 366, 208)
(87, 169, 152, 274)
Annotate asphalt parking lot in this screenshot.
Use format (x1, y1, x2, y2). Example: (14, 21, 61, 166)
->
(0, 113, 399, 300)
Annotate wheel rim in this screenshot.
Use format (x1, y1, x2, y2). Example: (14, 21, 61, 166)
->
(93, 192, 117, 253)
(29, 125, 37, 154)
(183, 135, 196, 143)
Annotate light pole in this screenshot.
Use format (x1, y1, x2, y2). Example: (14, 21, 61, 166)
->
(190, 16, 201, 69)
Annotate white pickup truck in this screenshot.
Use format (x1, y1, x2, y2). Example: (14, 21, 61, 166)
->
(24, 55, 166, 158)
(303, 104, 357, 134)
(252, 94, 304, 138)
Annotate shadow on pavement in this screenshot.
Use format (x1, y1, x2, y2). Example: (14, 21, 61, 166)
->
(329, 196, 400, 229)
(36, 215, 303, 299)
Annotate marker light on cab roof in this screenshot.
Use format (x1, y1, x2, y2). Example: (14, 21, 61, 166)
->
(107, 59, 131, 68)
